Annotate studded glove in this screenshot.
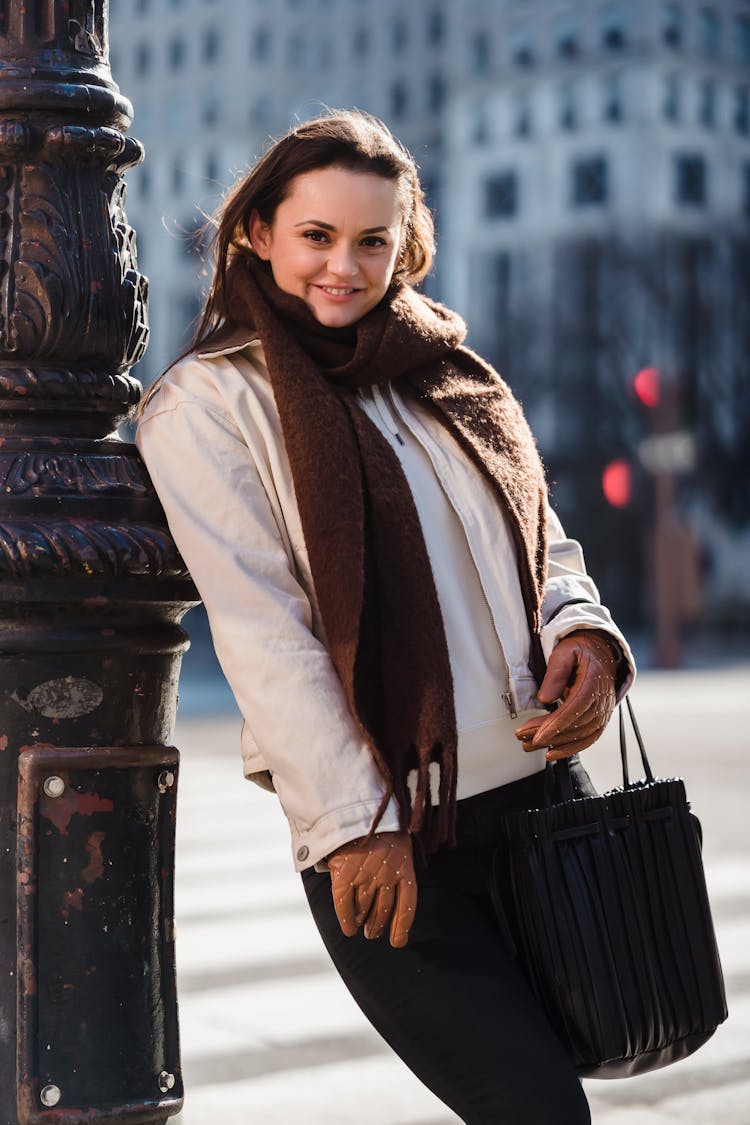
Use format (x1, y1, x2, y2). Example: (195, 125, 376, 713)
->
(327, 830, 417, 949)
(514, 630, 619, 760)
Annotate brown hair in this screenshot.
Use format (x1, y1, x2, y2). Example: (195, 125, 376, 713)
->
(135, 109, 435, 419)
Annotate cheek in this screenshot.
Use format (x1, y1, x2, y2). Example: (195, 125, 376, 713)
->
(274, 246, 315, 282)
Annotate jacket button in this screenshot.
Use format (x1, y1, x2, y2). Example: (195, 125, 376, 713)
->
(297, 845, 309, 862)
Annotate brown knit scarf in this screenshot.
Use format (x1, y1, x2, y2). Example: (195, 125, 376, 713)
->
(217, 255, 549, 850)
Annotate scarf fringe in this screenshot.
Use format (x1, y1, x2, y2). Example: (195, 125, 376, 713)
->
(402, 739, 458, 853)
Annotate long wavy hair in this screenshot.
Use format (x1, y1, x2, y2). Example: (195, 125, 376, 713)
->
(135, 109, 435, 418)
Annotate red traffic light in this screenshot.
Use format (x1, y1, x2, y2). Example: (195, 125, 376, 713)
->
(633, 367, 660, 408)
(602, 459, 632, 508)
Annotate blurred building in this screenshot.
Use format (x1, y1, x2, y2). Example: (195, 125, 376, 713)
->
(110, 0, 750, 628)
(443, 1, 749, 445)
(440, 1, 750, 625)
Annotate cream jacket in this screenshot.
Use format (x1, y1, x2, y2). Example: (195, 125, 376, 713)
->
(135, 331, 635, 871)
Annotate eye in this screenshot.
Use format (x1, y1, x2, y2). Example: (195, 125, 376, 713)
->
(303, 229, 329, 243)
(361, 236, 387, 248)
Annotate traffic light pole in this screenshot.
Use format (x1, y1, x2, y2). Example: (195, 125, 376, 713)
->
(0, 3, 198, 1121)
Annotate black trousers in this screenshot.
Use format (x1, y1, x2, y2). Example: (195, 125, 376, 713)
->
(302, 769, 592, 1125)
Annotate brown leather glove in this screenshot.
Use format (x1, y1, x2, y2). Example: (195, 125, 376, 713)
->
(326, 830, 417, 949)
(514, 630, 618, 761)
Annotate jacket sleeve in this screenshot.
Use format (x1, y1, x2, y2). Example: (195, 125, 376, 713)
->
(539, 505, 636, 698)
(136, 393, 401, 871)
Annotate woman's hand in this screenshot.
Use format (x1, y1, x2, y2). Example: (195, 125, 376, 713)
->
(327, 830, 417, 949)
(514, 630, 618, 761)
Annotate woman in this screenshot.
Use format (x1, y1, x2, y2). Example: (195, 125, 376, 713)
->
(136, 110, 634, 1123)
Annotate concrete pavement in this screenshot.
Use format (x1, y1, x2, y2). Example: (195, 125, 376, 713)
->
(170, 663, 750, 1124)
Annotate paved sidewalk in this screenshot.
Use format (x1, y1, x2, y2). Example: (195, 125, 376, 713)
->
(171, 665, 750, 1124)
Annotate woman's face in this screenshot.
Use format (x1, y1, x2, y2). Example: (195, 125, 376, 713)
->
(249, 166, 404, 327)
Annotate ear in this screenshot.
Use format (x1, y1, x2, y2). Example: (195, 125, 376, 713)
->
(249, 209, 272, 259)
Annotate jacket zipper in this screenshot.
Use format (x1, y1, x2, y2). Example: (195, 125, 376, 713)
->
(372, 383, 405, 445)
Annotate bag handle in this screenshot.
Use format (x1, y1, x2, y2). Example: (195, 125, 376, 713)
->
(545, 695, 653, 805)
(618, 695, 654, 786)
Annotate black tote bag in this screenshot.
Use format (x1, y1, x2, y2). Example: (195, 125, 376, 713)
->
(494, 698, 728, 1079)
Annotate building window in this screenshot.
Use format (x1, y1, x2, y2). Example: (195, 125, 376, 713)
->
(556, 12, 580, 58)
(470, 31, 490, 74)
(427, 73, 446, 112)
(600, 3, 627, 51)
(470, 99, 490, 145)
(662, 3, 683, 48)
(603, 72, 624, 122)
(513, 93, 533, 137)
(390, 80, 408, 119)
(559, 83, 578, 130)
(735, 16, 750, 63)
(571, 156, 608, 206)
(392, 17, 408, 53)
(135, 0, 149, 12)
(135, 42, 150, 76)
(168, 37, 185, 69)
(743, 163, 750, 217)
(202, 27, 220, 62)
(485, 172, 518, 218)
(204, 152, 219, 185)
(420, 173, 438, 213)
(251, 27, 272, 61)
(509, 25, 534, 67)
(675, 155, 706, 205)
(735, 86, 749, 135)
(353, 25, 369, 56)
(698, 8, 720, 57)
(171, 158, 185, 195)
(699, 80, 716, 128)
(494, 252, 511, 313)
(137, 166, 151, 200)
(426, 7, 445, 45)
(663, 73, 681, 122)
(202, 90, 220, 126)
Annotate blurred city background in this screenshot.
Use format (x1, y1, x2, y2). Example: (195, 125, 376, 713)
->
(105, 2, 749, 1121)
(112, 0, 750, 670)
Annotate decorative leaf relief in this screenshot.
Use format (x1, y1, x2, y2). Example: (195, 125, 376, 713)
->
(0, 452, 149, 496)
(0, 519, 189, 578)
(9, 164, 84, 356)
(4, 162, 147, 368)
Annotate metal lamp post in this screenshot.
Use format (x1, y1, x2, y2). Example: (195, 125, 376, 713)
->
(0, 3, 198, 1121)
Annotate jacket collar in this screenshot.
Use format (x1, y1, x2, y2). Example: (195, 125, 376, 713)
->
(196, 323, 260, 359)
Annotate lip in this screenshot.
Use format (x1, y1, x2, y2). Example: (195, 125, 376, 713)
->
(314, 284, 364, 302)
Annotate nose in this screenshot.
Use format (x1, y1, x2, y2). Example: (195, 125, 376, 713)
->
(326, 244, 359, 279)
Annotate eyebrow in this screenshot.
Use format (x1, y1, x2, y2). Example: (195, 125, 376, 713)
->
(293, 220, 391, 234)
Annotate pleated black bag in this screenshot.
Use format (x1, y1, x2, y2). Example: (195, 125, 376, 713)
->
(494, 698, 728, 1079)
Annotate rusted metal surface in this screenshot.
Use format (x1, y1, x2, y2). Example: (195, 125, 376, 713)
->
(16, 746, 182, 1124)
(0, 2, 199, 1120)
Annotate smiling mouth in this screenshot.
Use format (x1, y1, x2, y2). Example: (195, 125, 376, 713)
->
(317, 285, 362, 296)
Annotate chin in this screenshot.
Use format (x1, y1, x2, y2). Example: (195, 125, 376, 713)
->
(309, 305, 361, 328)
